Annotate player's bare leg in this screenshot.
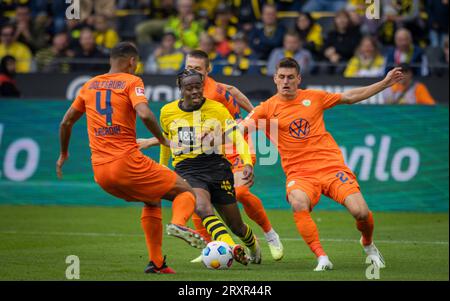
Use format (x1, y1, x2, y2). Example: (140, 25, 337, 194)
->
(234, 170, 284, 261)
(162, 175, 206, 249)
(344, 192, 385, 269)
(215, 202, 261, 264)
(192, 188, 250, 265)
(288, 189, 333, 271)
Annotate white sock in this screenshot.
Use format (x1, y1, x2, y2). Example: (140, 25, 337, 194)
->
(317, 255, 329, 263)
(264, 228, 276, 240)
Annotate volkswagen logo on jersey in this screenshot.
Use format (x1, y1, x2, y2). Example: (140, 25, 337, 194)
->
(289, 118, 310, 139)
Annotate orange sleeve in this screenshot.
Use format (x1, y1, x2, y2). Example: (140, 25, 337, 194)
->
(128, 77, 148, 108)
(320, 90, 342, 110)
(213, 82, 229, 105)
(415, 83, 436, 105)
(241, 102, 267, 129)
(71, 87, 86, 112)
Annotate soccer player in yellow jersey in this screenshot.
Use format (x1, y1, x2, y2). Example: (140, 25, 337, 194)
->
(185, 50, 284, 261)
(141, 69, 262, 265)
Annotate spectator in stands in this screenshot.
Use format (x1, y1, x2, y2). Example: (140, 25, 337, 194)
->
(144, 31, 184, 75)
(196, 0, 221, 20)
(294, 12, 323, 58)
(94, 14, 120, 52)
(344, 36, 385, 78)
(227, 0, 267, 34)
(347, 0, 381, 36)
(383, 0, 428, 47)
(382, 63, 436, 105)
(0, 24, 32, 73)
(267, 31, 314, 76)
(302, 0, 347, 12)
(198, 32, 223, 74)
(71, 27, 108, 73)
(35, 32, 72, 73)
(377, 4, 399, 46)
(207, 4, 238, 42)
(0, 55, 20, 97)
(384, 28, 428, 76)
(323, 10, 361, 74)
(80, 0, 116, 23)
(221, 32, 260, 76)
(426, 0, 449, 48)
(164, 0, 203, 51)
(248, 3, 285, 60)
(212, 26, 232, 58)
(12, 4, 49, 53)
(135, 0, 177, 45)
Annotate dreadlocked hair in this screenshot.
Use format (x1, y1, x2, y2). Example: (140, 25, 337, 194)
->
(176, 69, 204, 89)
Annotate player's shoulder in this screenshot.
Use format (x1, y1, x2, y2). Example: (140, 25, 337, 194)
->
(205, 97, 227, 109)
(298, 88, 329, 98)
(161, 99, 181, 114)
(206, 76, 226, 94)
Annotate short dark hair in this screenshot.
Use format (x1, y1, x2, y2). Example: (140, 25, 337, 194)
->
(110, 42, 139, 59)
(176, 69, 204, 88)
(398, 63, 412, 73)
(188, 49, 210, 68)
(276, 57, 301, 75)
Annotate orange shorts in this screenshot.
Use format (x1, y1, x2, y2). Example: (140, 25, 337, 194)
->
(92, 150, 177, 203)
(228, 154, 257, 173)
(285, 165, 360, 210)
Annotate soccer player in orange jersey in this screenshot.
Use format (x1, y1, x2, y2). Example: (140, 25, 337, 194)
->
(241, 57, 404, 271)
(186, 50, 284, 261)
(56, 42, 205, 274)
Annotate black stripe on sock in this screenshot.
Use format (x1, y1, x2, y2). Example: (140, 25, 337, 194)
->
(213, 230, 229, 241)
(207, 223, 225, 234)
(203, 216, 220, 229)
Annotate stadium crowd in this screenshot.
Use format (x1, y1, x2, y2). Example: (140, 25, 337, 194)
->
(0, 0, 448, 78)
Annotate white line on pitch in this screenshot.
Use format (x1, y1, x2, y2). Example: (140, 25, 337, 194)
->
(0, 230, 447, 246)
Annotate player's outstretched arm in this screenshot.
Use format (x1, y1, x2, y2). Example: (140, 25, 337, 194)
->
(57, 107, 84, 179)
(135, 103, 170, 147)
(225, 84, 255, 113)
(340, 67, 404, 105)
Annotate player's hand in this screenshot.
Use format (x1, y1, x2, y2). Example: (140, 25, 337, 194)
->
(383, 67, 405, 87)
(242, 164, 254, 187)
(137, 138, 159, 150)
(159, 136, 172, 148)
(56, 153, 68, 179)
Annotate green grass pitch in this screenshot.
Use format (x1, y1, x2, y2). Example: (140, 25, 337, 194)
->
(0, 205, 448, 281)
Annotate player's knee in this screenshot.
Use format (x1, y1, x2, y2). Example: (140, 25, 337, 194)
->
(289, 196, 310, 212)
(354, 207, 369, 221)
(194, 203, 214, 219)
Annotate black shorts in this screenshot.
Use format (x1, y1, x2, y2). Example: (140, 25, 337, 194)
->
(175, 154, 236, 205)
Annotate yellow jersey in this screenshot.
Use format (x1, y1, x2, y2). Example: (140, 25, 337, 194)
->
(159, 98, 252, 167)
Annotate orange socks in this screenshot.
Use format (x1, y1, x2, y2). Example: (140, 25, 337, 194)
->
(235, 186, 272, 233)
(141, 205, 163, 267)
(357, 211, 374, 246)
(192, 213, 212, 242)
(171, 191, 196, 226)
(293, 211, 326, 258)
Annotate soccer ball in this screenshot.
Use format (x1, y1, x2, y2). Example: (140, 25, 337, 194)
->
(202, 241, 233, 270)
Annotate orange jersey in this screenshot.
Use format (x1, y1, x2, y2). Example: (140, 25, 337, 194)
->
(243, 89, 343, 178)
(71, 73, 148, 165)
(203, 76, 242, 121)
